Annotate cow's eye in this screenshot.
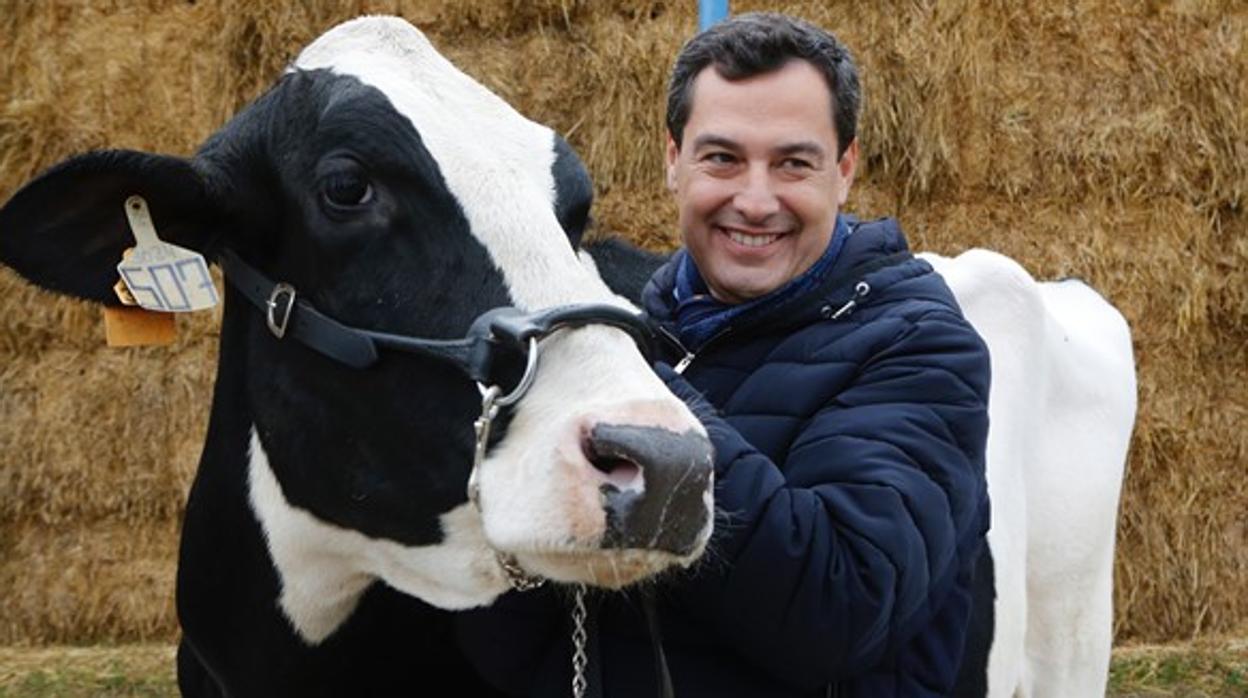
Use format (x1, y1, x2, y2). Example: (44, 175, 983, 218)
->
(321, 171, 375, 210)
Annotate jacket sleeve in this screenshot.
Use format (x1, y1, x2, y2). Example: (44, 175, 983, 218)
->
(656, 309, 990, 689)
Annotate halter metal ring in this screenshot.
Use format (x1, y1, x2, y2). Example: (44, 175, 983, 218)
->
(266, 283, 297, 339)
(484, 336, 540, 408)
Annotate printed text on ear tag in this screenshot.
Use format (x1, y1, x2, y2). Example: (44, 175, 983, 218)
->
(116, 195, 219, 312)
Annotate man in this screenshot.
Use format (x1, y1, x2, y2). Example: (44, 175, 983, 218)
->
(458, 13, 991, 697)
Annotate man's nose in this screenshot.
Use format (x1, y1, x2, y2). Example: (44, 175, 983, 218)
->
(733, 164, 781, 222)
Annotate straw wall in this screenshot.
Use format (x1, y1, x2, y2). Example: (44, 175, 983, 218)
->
(0, 0, 1244, 644)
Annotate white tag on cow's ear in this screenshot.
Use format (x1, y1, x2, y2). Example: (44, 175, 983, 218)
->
(116, 195, 219, 312)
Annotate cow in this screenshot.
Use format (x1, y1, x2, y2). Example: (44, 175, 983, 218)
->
(920, 251, 1137, 698)
(0, 17, 716, 697)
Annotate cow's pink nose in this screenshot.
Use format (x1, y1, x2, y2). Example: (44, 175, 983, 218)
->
(582, 423, 713, 555)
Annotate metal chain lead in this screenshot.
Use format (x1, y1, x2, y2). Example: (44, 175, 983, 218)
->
(571, 584, 588, 698)
(498, 552, 545, 591)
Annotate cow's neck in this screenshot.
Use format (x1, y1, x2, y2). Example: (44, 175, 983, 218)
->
(191, 288, 509, 646)
(182, 291, 378, 655)
(180, 294, 491, 694)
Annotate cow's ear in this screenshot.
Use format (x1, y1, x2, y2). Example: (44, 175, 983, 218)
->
(0, 149, 220, 305)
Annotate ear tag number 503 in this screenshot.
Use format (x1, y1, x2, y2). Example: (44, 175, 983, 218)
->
(116, 195, 218, 312)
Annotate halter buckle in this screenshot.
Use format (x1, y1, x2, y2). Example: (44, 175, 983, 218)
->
(467, 384, 502, 510)
(266, 283, 297, 339)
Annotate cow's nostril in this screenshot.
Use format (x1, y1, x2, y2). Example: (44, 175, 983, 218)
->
(594, 456, 643, 490)
(584, 438, 645, 492)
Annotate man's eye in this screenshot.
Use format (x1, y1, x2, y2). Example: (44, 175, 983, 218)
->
(704, 152, 736, 165)
(781, 158, 813, 170)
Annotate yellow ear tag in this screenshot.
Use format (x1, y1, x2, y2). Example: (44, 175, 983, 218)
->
(116, 195, 219, 312)
(104, 305, 177, 346)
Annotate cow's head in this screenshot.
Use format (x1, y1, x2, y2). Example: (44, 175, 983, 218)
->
(0, 17, 712, 640)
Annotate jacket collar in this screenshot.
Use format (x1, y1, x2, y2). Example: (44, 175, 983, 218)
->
(643, 216, 921, 333)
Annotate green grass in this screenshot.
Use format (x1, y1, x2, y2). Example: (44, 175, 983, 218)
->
(1108, 642, 1248, 697)
(0, 646, 177, 698)
(0, 642, 1244, 696)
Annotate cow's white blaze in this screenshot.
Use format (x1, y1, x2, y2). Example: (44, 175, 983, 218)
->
(247, 429, 509, 644)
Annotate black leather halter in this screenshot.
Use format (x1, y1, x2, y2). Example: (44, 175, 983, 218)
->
(220, 250, 654, 391)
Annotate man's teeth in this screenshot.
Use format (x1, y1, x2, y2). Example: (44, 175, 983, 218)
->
(728, 230, 778, 247)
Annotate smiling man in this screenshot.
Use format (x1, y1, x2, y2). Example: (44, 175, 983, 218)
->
(458, 13, 993, 698)
(638, 13, 993, 698)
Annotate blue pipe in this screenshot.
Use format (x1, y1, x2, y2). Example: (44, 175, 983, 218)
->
(699, 0, 730, 31)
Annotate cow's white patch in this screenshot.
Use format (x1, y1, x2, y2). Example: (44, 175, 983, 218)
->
(921, 250, 1135, 698)
(247, 429, 508, 644)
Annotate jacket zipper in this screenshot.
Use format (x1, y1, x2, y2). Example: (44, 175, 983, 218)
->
(672, 351, 696, 374)
(656, 325, 730, 375)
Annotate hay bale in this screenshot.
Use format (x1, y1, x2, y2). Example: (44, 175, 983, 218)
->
(0, 520, 180, 644)
(0, 0, 1244, 645)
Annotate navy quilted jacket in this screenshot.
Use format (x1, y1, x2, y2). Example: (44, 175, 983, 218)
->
(456, 217, 991, 697)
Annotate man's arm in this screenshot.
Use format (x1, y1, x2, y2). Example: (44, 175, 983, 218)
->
(657, 309, 991, 690)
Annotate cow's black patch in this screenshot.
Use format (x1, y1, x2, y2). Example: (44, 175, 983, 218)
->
(551, 133, 592, 249)
(952, 543, 995, 697)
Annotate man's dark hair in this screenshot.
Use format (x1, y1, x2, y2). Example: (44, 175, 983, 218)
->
(666, 12, 861, 158)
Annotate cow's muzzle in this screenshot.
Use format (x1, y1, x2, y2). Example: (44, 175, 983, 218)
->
(586, 424, 713, 556)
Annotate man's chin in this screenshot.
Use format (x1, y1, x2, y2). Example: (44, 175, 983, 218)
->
(704, 273, 787, 305)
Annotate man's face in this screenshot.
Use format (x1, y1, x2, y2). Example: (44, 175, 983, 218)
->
(666, 59, 858, 304)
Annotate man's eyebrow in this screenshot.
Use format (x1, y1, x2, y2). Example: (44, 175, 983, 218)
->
(691, 134, 740, 151)
(774, 141, 827, 159)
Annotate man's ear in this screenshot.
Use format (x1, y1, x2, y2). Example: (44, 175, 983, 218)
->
(0, 150, 220, 305)
(836, 138, 860, 207)
(664, 133, 680, 193)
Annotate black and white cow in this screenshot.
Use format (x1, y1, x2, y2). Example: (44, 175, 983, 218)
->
(0, 17, 715, 696)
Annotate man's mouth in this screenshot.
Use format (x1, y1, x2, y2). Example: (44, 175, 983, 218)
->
(723, 228, 781, 248)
